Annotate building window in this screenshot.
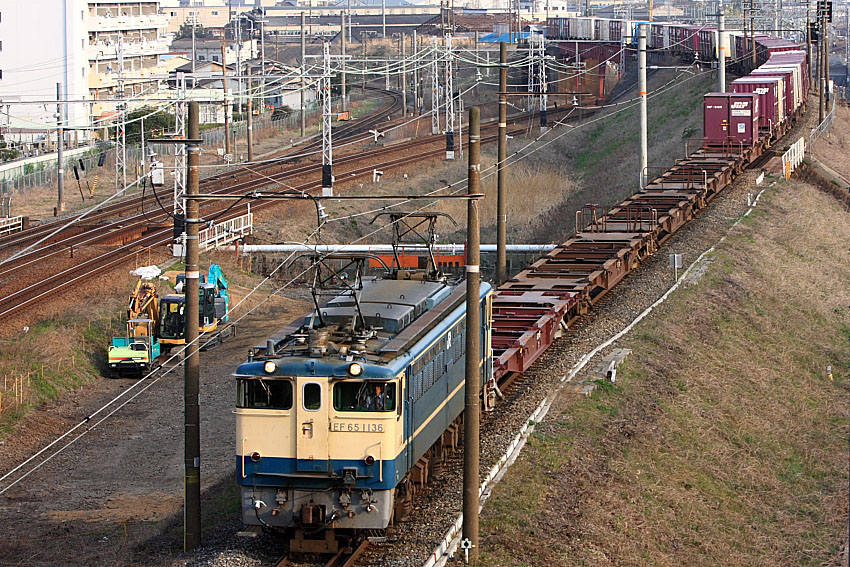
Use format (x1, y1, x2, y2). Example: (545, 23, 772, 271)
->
(211, 10, 218, 15)
(170, 11, 176, 16)
(81, 10, 85, 20)
(212, 55, 219, 62)
(199, 54, 205, 61)
(82, 67, 85, 77)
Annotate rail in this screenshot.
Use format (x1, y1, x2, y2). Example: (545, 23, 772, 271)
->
(199, 210, 253, 252)
(809, 96, 836, 146)
(781, 137, 805, 180)
(0, 216, 23, 236)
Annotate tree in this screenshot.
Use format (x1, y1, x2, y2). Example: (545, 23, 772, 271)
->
(174, 22, 215, 41)
(110, 107, 176, 145)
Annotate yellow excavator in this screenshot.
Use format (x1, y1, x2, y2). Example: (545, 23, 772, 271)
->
(107, 278, 161, 377)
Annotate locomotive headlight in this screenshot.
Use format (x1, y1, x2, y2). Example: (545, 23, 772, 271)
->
(263, 360, 277, 374)
(250, 451, 261, 462)
(348, 362, 363, 376)
(364, 455, 375, 466)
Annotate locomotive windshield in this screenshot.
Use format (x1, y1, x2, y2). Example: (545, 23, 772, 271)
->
(333, 381, 396, 412)
(237, 378, 293, 410)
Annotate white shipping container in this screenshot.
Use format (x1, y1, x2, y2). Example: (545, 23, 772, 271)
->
(758, 64, 802, 109)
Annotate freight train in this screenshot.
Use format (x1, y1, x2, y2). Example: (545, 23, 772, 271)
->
(233, 28, 809, 551)
(546, 16, 805, 73)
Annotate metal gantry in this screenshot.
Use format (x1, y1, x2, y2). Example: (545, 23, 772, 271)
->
(321, 42, 334, 197)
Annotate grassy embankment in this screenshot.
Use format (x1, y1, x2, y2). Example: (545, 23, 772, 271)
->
(477, 180, 850, 566)
(0, 254, 271, 437)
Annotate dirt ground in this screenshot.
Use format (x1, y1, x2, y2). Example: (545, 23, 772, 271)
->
(0, 274, 306, 566)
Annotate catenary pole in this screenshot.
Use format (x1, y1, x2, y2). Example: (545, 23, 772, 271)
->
(496, 42, 507, 286)
(638, 23, 648, 188)
(56, 83, 65, 214)
(221, 37, 231, 157)
(341, 11, 347, 111)
(184, 100, 202, 552)
(462, 105, 481, 565)
(247, 96, 254, 162)
(717, 12, 726, 91)
(301, 12, 306, 137)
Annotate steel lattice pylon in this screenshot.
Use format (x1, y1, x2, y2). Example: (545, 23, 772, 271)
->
(115, 33, 127, 193)
(431, 38, 441, 135)
(537, 36, 548, 129)
(174, 72, 187, 216)
(321, 42, 334, 197)
(444, 34, 455, 160)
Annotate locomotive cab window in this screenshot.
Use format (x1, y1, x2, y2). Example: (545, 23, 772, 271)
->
(237, 378, 292, 410)
(303, 382, 321, 411)
(333, 381, 396, 412)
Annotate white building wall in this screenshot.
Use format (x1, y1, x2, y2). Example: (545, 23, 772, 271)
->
(0, 0, 91, 140)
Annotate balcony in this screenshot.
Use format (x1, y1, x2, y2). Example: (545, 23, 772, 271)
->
(88, 37, 171, 60)
(90, 12, 169, 33)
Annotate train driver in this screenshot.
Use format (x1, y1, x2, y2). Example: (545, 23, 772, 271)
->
(364, 384, 388, 411)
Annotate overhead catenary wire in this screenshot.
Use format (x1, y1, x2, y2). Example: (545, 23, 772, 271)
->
(0, 45, 740, 494)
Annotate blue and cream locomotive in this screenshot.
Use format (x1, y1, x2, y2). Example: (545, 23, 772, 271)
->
(234, 259, 492, 548)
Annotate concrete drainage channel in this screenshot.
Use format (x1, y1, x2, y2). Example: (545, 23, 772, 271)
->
(420, 184, 772, 567)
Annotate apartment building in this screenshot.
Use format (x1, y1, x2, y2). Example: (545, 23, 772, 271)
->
(0, 0, 172, 145)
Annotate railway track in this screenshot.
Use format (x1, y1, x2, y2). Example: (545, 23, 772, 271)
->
(0, 104, 582, 323)
(275, 538, 369, 567)
(0, 87, 404, 252)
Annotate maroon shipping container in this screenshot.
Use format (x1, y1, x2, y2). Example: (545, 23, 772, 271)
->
(703, 93, 760, 146)
(731, 77, 783, 130)
(704, 93, 730, 144)
(728, 93, 759, 145)
(750, 69, 795, 117)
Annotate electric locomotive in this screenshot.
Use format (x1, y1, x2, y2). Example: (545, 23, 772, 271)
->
(234, 253, 492, 550)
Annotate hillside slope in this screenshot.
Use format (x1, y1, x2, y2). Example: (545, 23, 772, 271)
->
(478, 176, 850, 566)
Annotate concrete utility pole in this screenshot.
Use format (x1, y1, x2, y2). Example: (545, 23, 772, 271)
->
(717, 12, 726, 91)
(823, 9, 829, 98)
(382, 0, 386, 37)
(495, 42, 507, 286)
(341, 11, 347, 111)
(221, 38, 231, 157)
(56, 83, 65, 214)
(820, 10, 825, 121)
(301, 12, 306, 137)
(807, 6, 813, 87)
(432, 38, 440, 134)
(247, 97, 254, 162)
(462, 105, 481, 566)
(638, 23, 648, 188)
(184, 100, 202, 552)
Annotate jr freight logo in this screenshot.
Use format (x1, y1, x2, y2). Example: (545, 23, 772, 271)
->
(731, 101, 750, 109)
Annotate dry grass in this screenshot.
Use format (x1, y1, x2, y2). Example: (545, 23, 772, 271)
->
(479, 180, 850, 566)
(811, 103, 850, 181)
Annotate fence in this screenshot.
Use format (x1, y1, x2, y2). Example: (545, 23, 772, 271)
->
(199, 211, 253, 252)
(0, 101, 335, 195)
(781, 137, 806, 180)
(809, 96, 836, 147)
(0, 216, 23, 235)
